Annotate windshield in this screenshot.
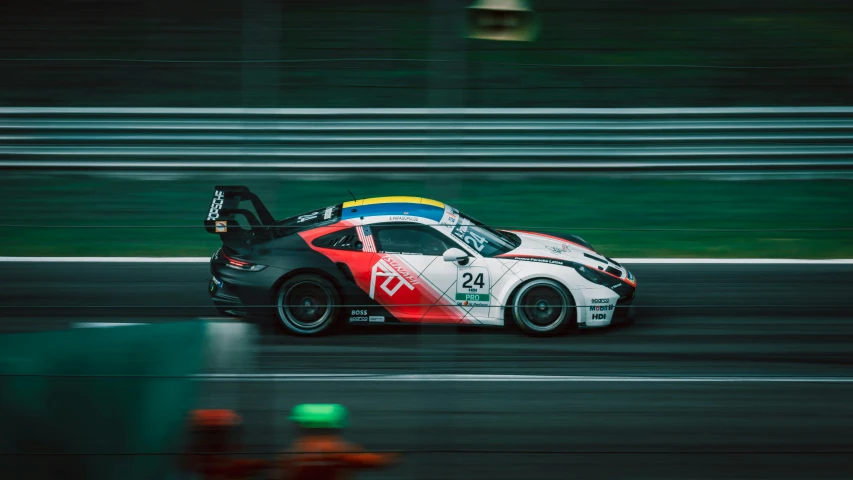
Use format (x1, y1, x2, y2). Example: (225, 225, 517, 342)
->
(449, 212, 521, 257)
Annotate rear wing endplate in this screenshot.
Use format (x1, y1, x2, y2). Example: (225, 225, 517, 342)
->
(203, 186, 275, 234)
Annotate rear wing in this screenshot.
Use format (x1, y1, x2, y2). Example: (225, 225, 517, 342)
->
(203, 186, 275, 235)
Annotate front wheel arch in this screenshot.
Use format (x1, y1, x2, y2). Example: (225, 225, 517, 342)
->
(505, 278, 578, 336)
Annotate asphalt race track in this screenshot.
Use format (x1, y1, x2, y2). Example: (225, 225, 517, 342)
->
(2, 262, 853, 479)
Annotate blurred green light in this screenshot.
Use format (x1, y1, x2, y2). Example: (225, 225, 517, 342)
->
(289, 403, 349, 429)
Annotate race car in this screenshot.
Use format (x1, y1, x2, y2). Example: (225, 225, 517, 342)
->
(205, 186, 636, 336)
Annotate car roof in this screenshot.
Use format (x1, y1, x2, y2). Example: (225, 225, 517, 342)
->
(340, 196, 447, 222)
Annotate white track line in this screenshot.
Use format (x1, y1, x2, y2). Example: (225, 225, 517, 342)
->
(73, 322, 147, 328)
(196, 373, 853, 383)
(2, 256, 852, 264)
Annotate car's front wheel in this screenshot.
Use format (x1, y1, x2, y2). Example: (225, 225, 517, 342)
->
(511, 279, 576, 336)
(275, 274, 340, 336)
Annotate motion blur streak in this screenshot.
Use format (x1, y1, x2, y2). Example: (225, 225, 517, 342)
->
(3, 261, 853, 477)
(196, 374, 853, 383)
(3, 108, 853, 173)
(3, 0, 853, 477)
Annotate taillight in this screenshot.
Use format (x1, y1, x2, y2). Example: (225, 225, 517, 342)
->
(221, 249, 266, 271)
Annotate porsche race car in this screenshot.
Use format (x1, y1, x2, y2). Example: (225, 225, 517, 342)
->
(205, 186, 636, 336)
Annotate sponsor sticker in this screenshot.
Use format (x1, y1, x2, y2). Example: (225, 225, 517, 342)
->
(389, 216, 419, 222)
(368, 316, 385, 323)
(591, 298, 610, 304)
(589, 305, 614, 311)
(349, 316, 368, 322)
(456, 267, 490, 306)
(215, 220, 227, 233)
(591, 313, 607, 320)
(370, 256, 419, 299)
(297, 212, 320, 223)
(504, 256, 569, 266)
(456, 299, 489, 307)
(207, 190, 225, 221)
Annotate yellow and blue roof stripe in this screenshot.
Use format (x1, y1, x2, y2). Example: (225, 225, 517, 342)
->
(341, 196, 446, 222)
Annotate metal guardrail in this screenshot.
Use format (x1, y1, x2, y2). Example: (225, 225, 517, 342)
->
(1, 107, 853, 171)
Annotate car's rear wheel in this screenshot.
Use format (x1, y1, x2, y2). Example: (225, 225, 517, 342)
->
(511, 279, 576, 336)
(275, 274, 340, 336)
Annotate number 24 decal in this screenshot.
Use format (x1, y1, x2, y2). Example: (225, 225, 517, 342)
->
(464, 231, 487, 252)
(461, 272, 485, 289)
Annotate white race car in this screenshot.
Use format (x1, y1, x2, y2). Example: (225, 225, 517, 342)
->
(206, 188, 636, 336)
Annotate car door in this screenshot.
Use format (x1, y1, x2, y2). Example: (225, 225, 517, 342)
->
(369, 222, 466, 323)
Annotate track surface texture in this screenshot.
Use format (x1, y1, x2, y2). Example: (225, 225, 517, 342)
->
(2, 262, 853, 479)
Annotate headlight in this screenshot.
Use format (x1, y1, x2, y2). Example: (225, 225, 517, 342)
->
(574, 263, 622, 289)
(574, 264, 603, 284)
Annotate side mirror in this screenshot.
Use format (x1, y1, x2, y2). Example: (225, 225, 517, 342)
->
(443, 247, 470, 264)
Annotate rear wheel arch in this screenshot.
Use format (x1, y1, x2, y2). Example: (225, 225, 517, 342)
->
(273, 272, 343, 336)
(268, 267, 344, 301)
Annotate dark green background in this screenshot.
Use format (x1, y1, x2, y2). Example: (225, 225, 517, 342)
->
(5, 174, 852, 258)
(2, 1, 852, 258)
(1, 0, 852, 107)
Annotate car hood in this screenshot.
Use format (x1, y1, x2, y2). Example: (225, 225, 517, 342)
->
(502, 230, 624, 271)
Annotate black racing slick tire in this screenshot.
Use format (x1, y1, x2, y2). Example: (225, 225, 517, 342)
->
(511, 279, 576, 337)
(275, 274, 340, 336)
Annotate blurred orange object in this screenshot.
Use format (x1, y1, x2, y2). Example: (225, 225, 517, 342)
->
(191, 409, 243, 428)
(274, 434, 398, 480)
(182, 409, 269, 480)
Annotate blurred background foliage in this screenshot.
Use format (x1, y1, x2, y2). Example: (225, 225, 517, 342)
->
(1, 0, 852, 107)
(4, 173, 852, 257)
(2, 0, 852, 258)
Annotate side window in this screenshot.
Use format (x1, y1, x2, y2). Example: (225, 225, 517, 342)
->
(373, 224, 453, 256)
(312, 227, 363, 251)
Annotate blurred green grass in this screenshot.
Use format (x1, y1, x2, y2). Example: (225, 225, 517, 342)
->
(4, 174, 852, 258)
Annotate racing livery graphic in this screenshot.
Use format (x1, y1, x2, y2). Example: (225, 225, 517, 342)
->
(205, 186, 636, 336)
